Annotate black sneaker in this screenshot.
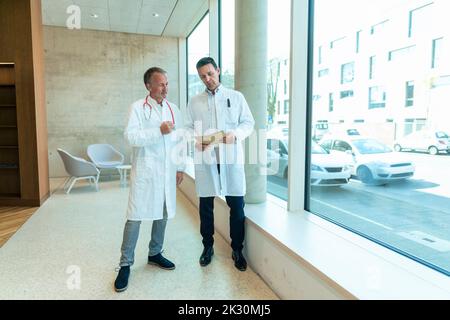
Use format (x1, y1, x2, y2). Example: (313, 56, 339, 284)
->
(199, 246, 214, 267)
(148, 253, 176, 270)
(232, 250, 247, 271)
(114, 266, 130, 292)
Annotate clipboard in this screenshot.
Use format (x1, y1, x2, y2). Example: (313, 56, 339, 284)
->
(201, 131, 225, 146)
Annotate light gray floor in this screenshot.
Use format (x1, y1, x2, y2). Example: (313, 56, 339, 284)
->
(0, 178, 278, 300)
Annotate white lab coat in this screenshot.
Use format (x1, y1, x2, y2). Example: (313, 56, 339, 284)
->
(186, 86, 255, 197)
(124, 96, 185, 221)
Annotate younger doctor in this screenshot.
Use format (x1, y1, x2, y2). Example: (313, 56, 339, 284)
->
(185, 57, 255, 271)
(114, 67, 185, 292)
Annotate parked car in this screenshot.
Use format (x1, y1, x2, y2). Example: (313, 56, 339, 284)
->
(319, 136, 415, 185)
(267, 137, 351, 186)
(394, 130, 450, 155)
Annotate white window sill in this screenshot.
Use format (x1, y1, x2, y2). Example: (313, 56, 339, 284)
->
(182, 163, 450, 299)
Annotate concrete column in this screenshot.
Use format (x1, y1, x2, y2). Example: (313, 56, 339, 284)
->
(235, 0, 268, 204)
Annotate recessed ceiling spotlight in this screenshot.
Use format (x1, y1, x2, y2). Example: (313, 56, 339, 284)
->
(90, 13, 99, 18)
(152, 13, 159, 17)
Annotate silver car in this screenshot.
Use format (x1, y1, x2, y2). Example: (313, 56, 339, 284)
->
(394, 130, 450, 155)
(320, 136, 415, 185)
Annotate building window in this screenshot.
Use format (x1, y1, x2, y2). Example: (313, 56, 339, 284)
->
(284, 80, 287, 94)
(341, 62, 354, 84)
(370, 20, 389, 35)
(220, 0, 235, 89)
(277, 101, 280, 115)
(409, 3, 433, 38)
(329, 93, 334, 112)
(404, 118, 414, 135)
(283, 100, 289, 114)
(330, 36, 346, 49)
(312, 0, 450, 277)
(356, 30, 361, 53)
(318, 45, 323, 64)
(187, 13, 210, 102)
(432, 37, 443, 69)
(369, 86, 386, 109)
(388, 45, 416, 62)
(318, 69, 329, 77)
(369, 56, 376, 79)
(405, 81, 414, 107)
(340, 90, 354, 99)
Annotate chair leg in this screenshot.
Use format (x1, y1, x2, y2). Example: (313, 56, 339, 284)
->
(66, 178, 78, 194)
(63, 177, 74, 191)
(95, 173, 100, 191)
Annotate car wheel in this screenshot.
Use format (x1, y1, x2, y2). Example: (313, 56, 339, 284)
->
(428, 146, 438, 155)
(357, 166, 375, 184)
(394, 144, 402, 152)
(283, 167, 288, 179)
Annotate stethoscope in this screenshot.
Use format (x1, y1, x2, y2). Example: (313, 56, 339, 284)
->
(143, 94, 175, 125)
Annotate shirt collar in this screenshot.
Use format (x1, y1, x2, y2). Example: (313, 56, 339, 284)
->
(205, 84, 222, 96)
(147, 95, 164, 107)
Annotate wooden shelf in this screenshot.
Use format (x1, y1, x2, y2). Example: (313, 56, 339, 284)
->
(0, 125, 17, 128)
(0, 146, 19, 149)
(0, 194, 20, 198)
(0, 105, 16, 108)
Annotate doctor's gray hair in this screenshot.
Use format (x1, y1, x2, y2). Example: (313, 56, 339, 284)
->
(143, 67, 167, 85)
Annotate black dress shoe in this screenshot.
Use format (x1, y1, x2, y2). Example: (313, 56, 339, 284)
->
(114, 266, 130, 292)
(199, 246, 214, 266)
(148, 253, 176, 270)
(232, 250, 247, 271)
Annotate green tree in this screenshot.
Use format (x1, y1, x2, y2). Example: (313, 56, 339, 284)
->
(267, 59, 280, 124)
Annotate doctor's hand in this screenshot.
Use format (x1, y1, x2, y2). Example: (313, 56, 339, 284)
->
(195, 141, 210, 152)
(176, 172, 184, 186)
(160, 121, 174, 135)
(223, 132, 236, 144)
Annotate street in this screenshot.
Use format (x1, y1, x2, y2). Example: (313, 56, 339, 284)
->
(267, 152, 450, 274)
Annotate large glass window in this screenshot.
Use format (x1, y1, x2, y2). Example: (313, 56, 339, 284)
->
(311, 0, 450, 276)
(431, 37, 443, 69)
(408, 3, 433, 38)
(266, 0, 291, 201)
(220, 0, 235, 88)
(187, 13, 210, 102)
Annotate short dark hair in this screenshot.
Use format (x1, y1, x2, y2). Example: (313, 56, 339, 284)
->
(143, 67, 167, 85)
(196, 57, 218, 70)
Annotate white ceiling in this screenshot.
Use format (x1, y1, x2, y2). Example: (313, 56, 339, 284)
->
(41, 0, 208, 37)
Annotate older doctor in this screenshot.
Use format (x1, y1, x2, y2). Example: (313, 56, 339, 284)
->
(186, 57, 255, 271)
(114, 67, 185, 292)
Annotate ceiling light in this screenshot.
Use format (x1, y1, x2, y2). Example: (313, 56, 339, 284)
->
(152, 13, 159, 17)
(90, 13, 99, 18)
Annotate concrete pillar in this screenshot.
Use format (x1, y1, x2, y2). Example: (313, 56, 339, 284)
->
(235, 0, 268, 204)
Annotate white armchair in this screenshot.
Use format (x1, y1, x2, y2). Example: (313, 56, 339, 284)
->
(87, 144, 125, 174)
(57, 148, 100, 194)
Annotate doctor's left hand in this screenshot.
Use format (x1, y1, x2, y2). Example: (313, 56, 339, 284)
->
(176, 172, 184, 186)
(223, 132, 236, 144)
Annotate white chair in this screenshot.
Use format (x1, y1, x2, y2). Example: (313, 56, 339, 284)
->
(87, 144, 125, 174)
(57, 148, 100, 194)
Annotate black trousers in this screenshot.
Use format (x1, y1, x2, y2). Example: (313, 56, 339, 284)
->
(199, 166, 246, 251)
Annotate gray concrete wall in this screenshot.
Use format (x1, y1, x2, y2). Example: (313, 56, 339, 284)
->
(44, 26, 179, 177)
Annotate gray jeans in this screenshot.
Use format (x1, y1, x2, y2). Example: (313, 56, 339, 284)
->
(119, 203, 168, 267)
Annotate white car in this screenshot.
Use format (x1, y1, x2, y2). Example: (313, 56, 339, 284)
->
(320, 136, 415, 185)
(394, 130, 450, 155)
(267, 138, 351, 186)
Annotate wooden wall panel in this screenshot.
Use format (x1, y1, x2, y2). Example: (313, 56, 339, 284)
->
(0, 0, 49, 206)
